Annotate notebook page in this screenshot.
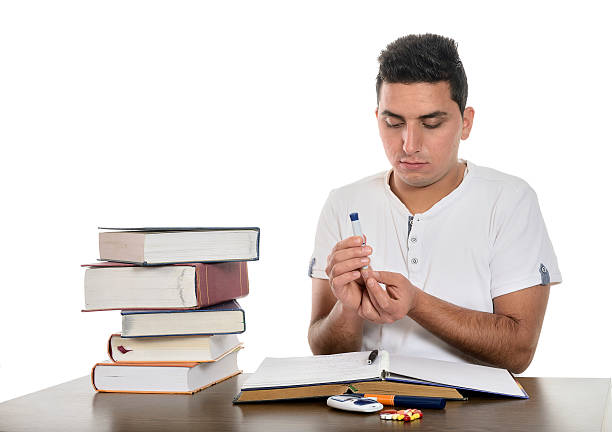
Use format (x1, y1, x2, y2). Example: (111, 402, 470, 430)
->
(242, 351, 382, 389)
(389, 355, 526, 397)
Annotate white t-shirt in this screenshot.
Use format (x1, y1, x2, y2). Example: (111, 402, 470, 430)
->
(309, 160, 561, 364)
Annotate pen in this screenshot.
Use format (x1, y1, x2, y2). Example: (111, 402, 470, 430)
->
(349, 212, 366, 246)
(349, 212, 368, 270)
(367, 349, 378, 365)
(351, 394, 446, 410)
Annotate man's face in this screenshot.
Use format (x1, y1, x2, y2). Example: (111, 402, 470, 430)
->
(376, 81, 473, 188)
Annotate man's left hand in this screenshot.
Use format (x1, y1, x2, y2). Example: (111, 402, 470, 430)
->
(357, 269, 420, 324)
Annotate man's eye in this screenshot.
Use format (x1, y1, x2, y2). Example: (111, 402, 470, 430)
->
(385, 119, 404, 128)
(423, 122, 442, 129)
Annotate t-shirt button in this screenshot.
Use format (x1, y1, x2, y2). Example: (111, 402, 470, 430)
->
(410, 237, 417, 243)
(411, 258, 418, 264)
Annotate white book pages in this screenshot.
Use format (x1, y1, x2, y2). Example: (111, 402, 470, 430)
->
(84, 266, 197, 309)
(389, 355, 525, 397)
(241, 351, 383, 389)
(145, 230, 258, 262)
(94, 348, 241, 392)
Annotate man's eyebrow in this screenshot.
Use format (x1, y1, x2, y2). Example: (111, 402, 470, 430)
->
(380, 110, 405, 122)
(380, 110, 448, 121)
(418, 110, 448, 120)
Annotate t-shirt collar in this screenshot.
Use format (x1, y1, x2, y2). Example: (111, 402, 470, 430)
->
(384, 159, 474, 218)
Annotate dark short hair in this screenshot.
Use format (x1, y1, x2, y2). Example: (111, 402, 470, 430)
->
(376, 34, 468, 114)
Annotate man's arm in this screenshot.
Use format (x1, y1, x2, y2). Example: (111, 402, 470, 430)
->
(360, 270, 549, 373)
(308, 278, 364, 355)
(308, 236, 373, 355)
(410, 284, 549, 373)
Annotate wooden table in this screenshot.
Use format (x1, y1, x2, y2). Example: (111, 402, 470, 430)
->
(1, 375, 610, 431)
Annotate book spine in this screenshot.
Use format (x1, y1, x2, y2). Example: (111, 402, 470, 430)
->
(195, 262, 249, 307)
(91, 364, 99, 391)
(107, 334, 115, 362)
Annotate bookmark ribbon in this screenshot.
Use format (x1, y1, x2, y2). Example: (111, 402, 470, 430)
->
(117, 346, 133, 354)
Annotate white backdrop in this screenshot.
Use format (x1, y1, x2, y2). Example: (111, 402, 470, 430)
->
(1, 1, 610, 403)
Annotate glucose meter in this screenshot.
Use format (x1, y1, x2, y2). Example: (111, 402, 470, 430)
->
(326, 394, 384, 413)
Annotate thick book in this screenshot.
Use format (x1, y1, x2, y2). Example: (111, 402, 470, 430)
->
(234, 379, 464, 403)
(92, 345, 242, 394)
(235, 351, 528, 403)
(108, 333, 241, 363)
(82, 261, 248, 311)
(98, 227, 260, 265)
(121, 300, 245, 337)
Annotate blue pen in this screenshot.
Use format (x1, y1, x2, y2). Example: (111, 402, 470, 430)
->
(350, 393, 446, 410)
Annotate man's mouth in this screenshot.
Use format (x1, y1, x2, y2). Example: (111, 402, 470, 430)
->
(398, 160, 428, 170)
(400, 160, 427, 164)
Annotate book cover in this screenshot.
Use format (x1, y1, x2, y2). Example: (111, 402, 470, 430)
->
(238, 351, 528, 400)
(98, 227, 260, 265)
(82, 261, 248, 311)
(92, 346, 243, 394)
(233, 379, 464, 403)
(108, 333, 241, 363)
(120, 300, 246, 337)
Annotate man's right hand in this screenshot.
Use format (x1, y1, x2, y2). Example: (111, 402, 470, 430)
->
(325, 235, 372, 312)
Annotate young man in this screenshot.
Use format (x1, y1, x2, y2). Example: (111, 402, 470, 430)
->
(307, 34, 561, 373)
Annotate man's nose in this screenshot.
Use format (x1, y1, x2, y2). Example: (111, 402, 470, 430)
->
(402, 124, 423, 154)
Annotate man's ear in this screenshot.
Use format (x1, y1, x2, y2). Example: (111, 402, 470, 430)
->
(461, 107, 475, 140)
(375, 107, 379, 120)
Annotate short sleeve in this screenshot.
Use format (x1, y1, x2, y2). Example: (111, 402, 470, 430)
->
(490, 185, 562, 298)
(308, 190, 342, 279)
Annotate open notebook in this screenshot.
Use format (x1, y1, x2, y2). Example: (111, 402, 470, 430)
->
(240, 350, 527, 399)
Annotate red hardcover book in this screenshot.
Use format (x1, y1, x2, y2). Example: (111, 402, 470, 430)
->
(82, 261, 248, 311)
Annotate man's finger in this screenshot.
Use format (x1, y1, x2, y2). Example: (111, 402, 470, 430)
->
(365, 275, 391, 311)
(331, 236, 366, 255)
(333, 245, 372, 266)
(371, 270, 404, 286)
(363, 278, 385, 313)
(330, 271, 361, 293)
(330, 257, 370, 281)
(327, 241, 370, 273)
(359, 290, 381, 321)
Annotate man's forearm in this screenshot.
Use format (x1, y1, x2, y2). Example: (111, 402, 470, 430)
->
(308, 301, 364, 355)
(409, 290, 537, 373)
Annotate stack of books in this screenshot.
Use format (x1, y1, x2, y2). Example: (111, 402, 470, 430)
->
(83, 227, 260, 394)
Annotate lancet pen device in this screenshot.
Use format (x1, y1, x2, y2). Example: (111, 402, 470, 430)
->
(350, 212, 367, 269)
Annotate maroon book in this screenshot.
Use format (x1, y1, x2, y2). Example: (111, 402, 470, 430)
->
(82, 261, 248, 311)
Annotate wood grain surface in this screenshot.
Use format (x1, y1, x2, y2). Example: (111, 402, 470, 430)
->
(0, 374, 609, 431)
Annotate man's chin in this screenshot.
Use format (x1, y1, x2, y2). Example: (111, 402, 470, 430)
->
(393, 169, 436, 188)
